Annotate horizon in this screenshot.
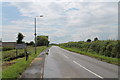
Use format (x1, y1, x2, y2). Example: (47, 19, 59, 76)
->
(1, 38, 118, 44)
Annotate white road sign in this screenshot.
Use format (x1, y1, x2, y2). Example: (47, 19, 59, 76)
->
(16, 44, 26, 49)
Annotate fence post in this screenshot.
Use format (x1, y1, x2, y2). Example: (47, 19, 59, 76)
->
(16, 49, 18, 57)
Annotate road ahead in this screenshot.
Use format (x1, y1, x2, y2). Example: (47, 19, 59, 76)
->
(44, 46, 118, 78)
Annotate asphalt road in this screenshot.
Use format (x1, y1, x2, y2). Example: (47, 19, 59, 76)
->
(44, 46, 118, 79)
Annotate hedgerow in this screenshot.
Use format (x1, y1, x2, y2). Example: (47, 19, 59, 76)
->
(59, 40, 119, 58)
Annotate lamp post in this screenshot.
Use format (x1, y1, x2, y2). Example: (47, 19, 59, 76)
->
(34, 15, 43, 54)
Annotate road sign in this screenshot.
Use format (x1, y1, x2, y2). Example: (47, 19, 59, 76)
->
(15, 44, 26, 49)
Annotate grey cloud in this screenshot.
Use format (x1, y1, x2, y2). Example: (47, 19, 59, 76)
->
(3, 2, 118, 43)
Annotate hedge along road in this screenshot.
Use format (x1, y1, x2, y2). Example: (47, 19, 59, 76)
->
(43, 46, 118, 79)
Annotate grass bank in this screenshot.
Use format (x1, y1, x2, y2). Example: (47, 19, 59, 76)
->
(60, 46, 119, 65)
(2, 46, 47, 79)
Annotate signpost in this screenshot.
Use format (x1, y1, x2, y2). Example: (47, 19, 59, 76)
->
(15, 44, 26, 56)
(15, 44, 26, 49)
(15, 44, 28, 61)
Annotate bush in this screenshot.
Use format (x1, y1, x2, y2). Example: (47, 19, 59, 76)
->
(59, 40, 119, 58)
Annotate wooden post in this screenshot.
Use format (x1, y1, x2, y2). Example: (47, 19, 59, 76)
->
(16, 49, 18, 57)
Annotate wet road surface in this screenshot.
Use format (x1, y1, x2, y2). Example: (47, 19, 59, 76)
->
(44, 46, 118, 79)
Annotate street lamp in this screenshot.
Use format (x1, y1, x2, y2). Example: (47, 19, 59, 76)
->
(34, 15, 43, 54)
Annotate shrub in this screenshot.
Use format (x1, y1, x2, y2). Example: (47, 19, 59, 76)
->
(59, 40, 119, 58)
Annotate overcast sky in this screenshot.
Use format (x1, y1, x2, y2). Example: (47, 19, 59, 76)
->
(1, 0, 119, 43)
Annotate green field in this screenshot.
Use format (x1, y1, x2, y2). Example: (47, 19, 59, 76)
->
(2, 46, 15, 51)
(2, 46, 47, 79)
(2, 46, 34, 61)
(59, 40, 119, 65)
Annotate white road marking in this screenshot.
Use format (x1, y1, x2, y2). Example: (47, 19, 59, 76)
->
(73, 61, 103, 79)
(41, 68, 43, 78)
(63, 54, 69, 59)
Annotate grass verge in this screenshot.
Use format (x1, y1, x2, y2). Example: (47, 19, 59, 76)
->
(2, 46, 47, 79)
(60, 46, 119, 65)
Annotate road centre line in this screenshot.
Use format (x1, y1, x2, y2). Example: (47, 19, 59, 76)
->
(73, 61, 103, 79)
(62, 54, 69, 59)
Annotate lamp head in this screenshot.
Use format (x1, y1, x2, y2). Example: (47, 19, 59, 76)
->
(40, 15, 43, 17)
(36, 15, 43, 17)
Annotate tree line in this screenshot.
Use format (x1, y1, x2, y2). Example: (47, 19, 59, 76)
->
(17, 32, 49, 46)
(59, 40, 120, 58)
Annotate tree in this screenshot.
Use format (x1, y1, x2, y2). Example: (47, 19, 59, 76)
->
(86, 39, 91, 42)
(26, 41, 34, 46)
(94, 37, 98, 41)
(29, 41, 34, 45)
(26, 42, 29, 45)
(17, 32, 24, 44)
(36, 35, 49, 46)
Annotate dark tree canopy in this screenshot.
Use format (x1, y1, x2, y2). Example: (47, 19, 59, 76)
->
(94, 37, 99, 41)
(37, 35, 49, 46)
(29, 41, 34, 45)
(26, 41, 34, 46)
(86, 39, 91, 42)
(17, 32, 24, 44)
